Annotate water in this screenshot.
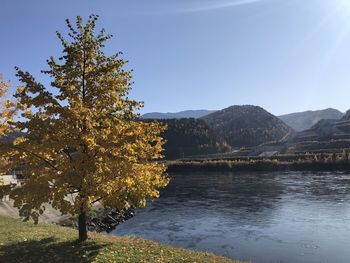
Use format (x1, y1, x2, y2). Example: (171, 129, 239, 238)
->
(111, 172, 350, 263)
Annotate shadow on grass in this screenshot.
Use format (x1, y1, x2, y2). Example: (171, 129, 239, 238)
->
(0, 237, 107, 263)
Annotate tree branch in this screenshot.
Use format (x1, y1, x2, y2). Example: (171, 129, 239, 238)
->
(10, 145, 59, 171)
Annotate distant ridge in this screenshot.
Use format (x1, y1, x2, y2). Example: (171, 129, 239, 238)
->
(142, 106, 350, 157)
(278, 108, 344, 131)
(142, 110, 216, 119)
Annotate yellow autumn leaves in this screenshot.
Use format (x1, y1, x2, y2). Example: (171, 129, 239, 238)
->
(0, 15, 169, 240)
(0, 75, 16, 137)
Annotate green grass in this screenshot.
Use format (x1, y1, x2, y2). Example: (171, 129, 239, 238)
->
(0, 216, 247, 263)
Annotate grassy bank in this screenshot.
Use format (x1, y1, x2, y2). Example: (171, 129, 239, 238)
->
(0, 216, 246, 263)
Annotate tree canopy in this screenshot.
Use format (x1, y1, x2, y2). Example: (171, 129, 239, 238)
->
(0, 75, 16, 137)
(0, 15, 168, 241)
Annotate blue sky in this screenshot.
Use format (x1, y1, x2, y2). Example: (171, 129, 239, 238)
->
(1, 0, 350, 115)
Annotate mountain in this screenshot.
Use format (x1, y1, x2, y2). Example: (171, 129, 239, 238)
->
(278, 108, 344, 132)
(286, 110, 350, 153)
(292, 111, 350, 142)
(202, 105, 293, 148)
(157, 118, 231, 159)
(142, 110, 216, 119)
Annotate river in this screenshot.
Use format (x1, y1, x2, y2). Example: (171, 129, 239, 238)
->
(111, 171, 350, 263)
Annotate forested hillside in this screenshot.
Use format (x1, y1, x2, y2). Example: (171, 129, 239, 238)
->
(202, 105, 293, 147)
(158, 118, 231, 159)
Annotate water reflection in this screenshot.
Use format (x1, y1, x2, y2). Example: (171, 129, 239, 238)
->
(112, 172, 350, 263)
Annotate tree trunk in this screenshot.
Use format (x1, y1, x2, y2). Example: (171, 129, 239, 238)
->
(78, 209, 88, 242)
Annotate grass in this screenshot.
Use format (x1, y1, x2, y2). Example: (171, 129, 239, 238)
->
(0, 216, 247, 263)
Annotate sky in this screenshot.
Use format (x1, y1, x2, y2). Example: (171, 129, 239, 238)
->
(1, 0, 350, 115)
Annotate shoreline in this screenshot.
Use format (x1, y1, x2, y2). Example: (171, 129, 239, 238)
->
(166, 160, 350, 173)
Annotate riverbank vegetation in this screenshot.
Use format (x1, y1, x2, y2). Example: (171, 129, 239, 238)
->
(0, 216, 246, 263)
(167, 151, 350, 172)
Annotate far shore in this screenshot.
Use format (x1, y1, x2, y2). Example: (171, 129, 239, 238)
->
(166, 158, 350, 173)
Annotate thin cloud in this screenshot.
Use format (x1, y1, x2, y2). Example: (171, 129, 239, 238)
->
(176, 0, 264, 14)
(137, 0, 265, 16)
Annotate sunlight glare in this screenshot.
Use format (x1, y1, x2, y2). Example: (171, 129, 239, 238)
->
(337, 0, 350, 14)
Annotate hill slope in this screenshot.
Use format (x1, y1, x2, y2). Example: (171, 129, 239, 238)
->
(286, 109, 350, 153)
(142, 110, 216, 119)
(292, 111, 350, 142)
(202, 105, 293, 148)
(159, 118, 231, 159)
(278, 108, 344, 131)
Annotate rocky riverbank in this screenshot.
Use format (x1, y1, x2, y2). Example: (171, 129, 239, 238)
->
(60, 207, 135, 233)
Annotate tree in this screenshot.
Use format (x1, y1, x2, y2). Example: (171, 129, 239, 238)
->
(0, 75, 17, 191)
(0, 15, 169, 242)
(0, 75, 16, 137)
